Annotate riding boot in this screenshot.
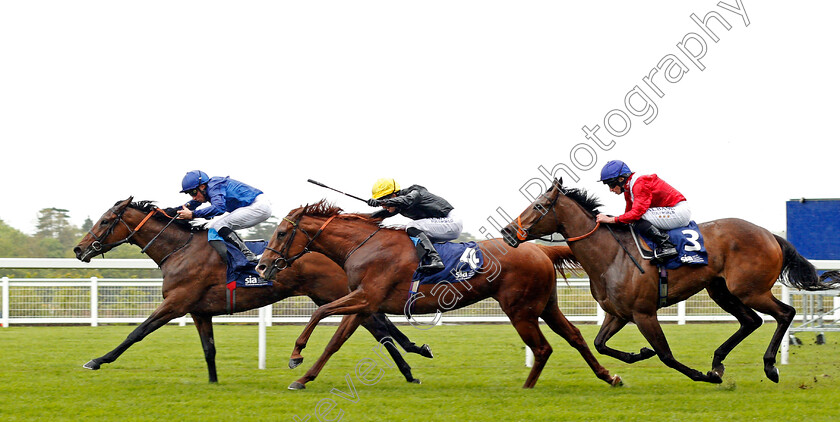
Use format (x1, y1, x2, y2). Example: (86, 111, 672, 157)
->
(635, 220, 678, 261)
(218, 227, 259, 264)
(412, 231, 445, 274)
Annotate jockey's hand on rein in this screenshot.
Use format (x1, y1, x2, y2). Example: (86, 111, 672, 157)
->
(367, 199, 380, 207)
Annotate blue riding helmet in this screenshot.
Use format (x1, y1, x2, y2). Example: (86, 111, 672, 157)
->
(181, 170, 209, 192)
(598, 160, 632, 182)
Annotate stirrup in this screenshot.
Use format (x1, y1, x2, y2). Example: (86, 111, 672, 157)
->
(418, 256, 444, 274)
(654, 245, 677, 260)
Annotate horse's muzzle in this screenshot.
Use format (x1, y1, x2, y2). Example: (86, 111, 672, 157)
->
(73, 245, 95, 263)
(500, 227, 522, 248)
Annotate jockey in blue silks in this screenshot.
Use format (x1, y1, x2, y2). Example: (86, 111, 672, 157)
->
(175, 170, 272, 263)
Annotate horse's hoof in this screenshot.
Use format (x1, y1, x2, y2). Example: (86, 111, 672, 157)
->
(408, 378, 421, 384)
(83, 360, 100, 370)
(639, 348, 656, 359)
(419, 344, 434, 359)
(289, 357, 304, 369)
(610, 375, 623, 387)
(706, 371, 723, 384)
(766, 366, 780, 383)
(711, 364, 725, 378)
(288, 381, 306, 390)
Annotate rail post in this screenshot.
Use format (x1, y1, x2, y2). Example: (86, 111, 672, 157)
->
(780, 285, 790, 365)
(90, 277, 98, 327)
(2, 277, 9, 327)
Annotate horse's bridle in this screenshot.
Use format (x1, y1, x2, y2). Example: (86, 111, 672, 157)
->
(87, 206, 180, 256)
(516, 183, 600, 243)
(264, 213, 337, 273)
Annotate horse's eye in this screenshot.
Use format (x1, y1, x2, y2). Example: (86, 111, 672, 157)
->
(277, 232, 286, 239)
(100, 220, 110, 226)
(535, 204, 547, 213)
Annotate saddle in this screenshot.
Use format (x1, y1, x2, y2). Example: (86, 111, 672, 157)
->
(629, 221, 708, 309)
(405, 240, 484, 318)
(630, 221, 708, 269)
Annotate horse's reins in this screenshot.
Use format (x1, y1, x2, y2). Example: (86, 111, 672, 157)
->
(265, 214, 337, 272)
(517, 184, 644, 274)
(87, 206, 192, 266)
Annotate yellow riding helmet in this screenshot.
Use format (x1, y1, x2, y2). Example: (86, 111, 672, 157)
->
(371, 178, 400, 199)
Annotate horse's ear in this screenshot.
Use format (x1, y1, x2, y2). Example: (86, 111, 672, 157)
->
(554, 178, 563, 189)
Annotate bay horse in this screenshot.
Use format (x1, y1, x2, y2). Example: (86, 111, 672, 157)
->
(256, 200, 622, 389)
(500, 179, 840, 383)
(73, 197, 433, 384)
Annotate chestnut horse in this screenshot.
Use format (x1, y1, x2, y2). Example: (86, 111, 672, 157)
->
(501, 179, 840, 383)
(73, 197, 432, 384)
(256, 200, 621, 389)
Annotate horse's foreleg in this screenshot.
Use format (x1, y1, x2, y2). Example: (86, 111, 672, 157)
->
(360, 314, 422, 383)
(706, 282, 763, 378)
(290, 289, 371, 368)
(633, 312, 722, 383)
(83, 299, 186, 370)
(191, 314, 218, 383)
(541, 303, 621, 386)
(371, 312, 433, 358)
(594, 313, 656, 364)
(289, 313, 368, 390)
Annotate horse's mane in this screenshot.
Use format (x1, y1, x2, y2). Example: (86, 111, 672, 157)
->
(562, 187, 603, 215)
(302, 199, 386, 225)
(121, 200, 205, 231)
(560, 186, 632, 234)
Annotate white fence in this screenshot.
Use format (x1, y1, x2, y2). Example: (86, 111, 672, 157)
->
(3, 258, 840, 327)
(3, 258, 839, 366)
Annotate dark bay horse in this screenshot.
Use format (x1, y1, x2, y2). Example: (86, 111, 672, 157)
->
(500, 179, 840, 383)
(73, 197, 432, 383)
(256, 200, 621, 389)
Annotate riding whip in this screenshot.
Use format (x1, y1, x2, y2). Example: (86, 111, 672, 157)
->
(307, 179, 368, 203)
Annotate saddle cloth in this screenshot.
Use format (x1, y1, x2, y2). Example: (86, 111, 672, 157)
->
(208, 229, 272, 287)
(638, 221, 708, 270)
(410, 240, 484, 285)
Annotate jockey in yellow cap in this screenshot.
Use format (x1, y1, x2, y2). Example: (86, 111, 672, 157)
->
(368, 178, 463, 273)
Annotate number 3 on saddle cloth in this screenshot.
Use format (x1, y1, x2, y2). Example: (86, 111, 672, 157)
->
(636, 221, 708, 308)
(405, 240, 484, 318)
(639, 221, 708, 270)
(208, 229, 272, 314)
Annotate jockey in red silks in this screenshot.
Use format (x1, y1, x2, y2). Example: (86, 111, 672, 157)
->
(595, 160, 691, 261)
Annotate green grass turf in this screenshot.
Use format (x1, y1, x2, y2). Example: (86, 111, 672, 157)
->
(1, 323, 838, 421)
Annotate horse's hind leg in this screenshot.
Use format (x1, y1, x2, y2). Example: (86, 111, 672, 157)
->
(374, 312, 433, 358)
(508, 316, 552, 388)
(634, 312, 722, 383)
(192, 314, 218, 383)
(83, 298, 187, 371)
(290, 313, 367, 390)
(738, 292, 795, 383)
(541, 300, 621, 386)
(594, 313, 657, 364)
(706, 280, 763, 378)
(360, 313, 421, 384)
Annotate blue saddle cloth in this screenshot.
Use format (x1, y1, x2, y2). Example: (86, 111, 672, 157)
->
(642, 221, 708, 269)
(208, 229, 272, 287)
(410, 240, 484, 285)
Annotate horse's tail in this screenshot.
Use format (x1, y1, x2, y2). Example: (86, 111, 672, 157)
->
(774, 235, 839, 290)
(535, 244, 581, 281)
